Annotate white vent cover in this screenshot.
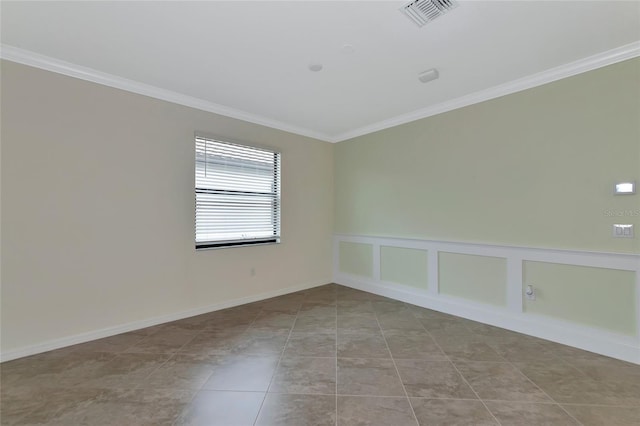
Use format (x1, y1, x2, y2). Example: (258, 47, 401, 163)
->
(401, 0, 458, 27)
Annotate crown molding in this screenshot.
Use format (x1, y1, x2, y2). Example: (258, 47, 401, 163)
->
(2, 41, 639, 144)
(0, 44, 334, 143)
(332, 40, 640, 143)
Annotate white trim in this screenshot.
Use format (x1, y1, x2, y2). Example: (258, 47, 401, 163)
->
(506, 255, 524, 313)
(372, 243, 381, 282)
(427, 249, 438, 296)
(333, 40, 640, 143)
(336, 272, 640, 365)
(2, 41, 639, 144)
(333, 234, 640, 364)
(0, 44, 333, 143)
(334, 233, 640, 271)
(637, 269, 640, 350)
(0, 279, 328, 363)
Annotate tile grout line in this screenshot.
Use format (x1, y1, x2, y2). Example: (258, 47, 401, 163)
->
(560, 402, 640, 408)
(212, 389, 611, 401)
(407, 304, 504, 426)
(57, 309, 264, 426)
(374, 301, 421, 426)
(407, 304, 624, 424)
(174, 307, 264, 426)
(507, 360, 585, 426)
(412, 304, 634, 423)
(445, 358, 504, 426)
(7, 351, 115, 425)
(335, 289, 339, 426)
(9, 287, 636, 425)
(169, 308, 262, 373)
(252, 293, 306, 426)
(51, 324, 214, 425)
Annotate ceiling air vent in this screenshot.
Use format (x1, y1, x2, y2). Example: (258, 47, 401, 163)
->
(401, 0, 458, 27)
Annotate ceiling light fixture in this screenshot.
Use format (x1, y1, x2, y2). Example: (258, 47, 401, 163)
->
(308, 63, 323, 72)
(401, 0, 458, 27)
(418, 68, 439, 83)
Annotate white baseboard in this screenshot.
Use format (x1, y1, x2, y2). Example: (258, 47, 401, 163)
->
(335, 272, 640, 365)
(0, 280, 329, 363)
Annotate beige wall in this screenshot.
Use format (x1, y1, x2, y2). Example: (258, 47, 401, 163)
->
(3, 56, 639, 357)
(0, 60, 334, 354)
(335, 58, 640, 254)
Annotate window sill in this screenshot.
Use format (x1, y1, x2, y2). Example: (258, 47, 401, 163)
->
(195, 239, 280, 250)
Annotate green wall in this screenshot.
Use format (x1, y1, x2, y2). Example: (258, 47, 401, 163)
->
(439, 253, 507, 306)
(334, 58, 640, 254)
(338, 242, 373, 277)
(380, 246, 428, 289)
(524, 261, 636, 335)
(334, 58, 639, 336)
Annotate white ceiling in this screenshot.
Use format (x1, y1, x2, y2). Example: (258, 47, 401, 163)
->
(2, 1, 639, 142)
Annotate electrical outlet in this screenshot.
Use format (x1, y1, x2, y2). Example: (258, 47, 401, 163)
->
(612, 224, 634, 238)
(525, 285, 536, 301)
(250, 267, 256, 276)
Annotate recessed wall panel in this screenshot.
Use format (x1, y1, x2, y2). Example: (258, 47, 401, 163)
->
(439, 252, 507, 306)
(339, 242, 373, 278)
(523, 261, 636, 335)
(380, 246, 428, 289)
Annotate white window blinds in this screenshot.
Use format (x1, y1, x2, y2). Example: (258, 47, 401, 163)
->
(195, 135, 281, 249)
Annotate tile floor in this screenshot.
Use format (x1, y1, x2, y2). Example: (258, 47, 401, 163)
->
(1, 284, 639, 425)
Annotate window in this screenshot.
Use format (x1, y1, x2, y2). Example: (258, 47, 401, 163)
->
(195, 135, 281, 249)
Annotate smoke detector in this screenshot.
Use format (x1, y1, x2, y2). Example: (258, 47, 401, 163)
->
(401, 0, 458, 27)
(418, 68, 439, 83)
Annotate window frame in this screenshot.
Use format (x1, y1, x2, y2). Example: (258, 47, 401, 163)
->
(194, 133, 281, 250)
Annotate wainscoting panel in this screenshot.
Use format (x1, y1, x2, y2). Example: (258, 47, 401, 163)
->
(338, 241, 373, 278)
(439, 252, 507, 307)
(333, 234, 640, 364)
(523, 261, 636, 336)
(380, 246, 428, 290)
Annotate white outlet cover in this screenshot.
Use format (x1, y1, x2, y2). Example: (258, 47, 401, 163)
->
(612, 224, 634, 238)
(525, 285, 536, 301)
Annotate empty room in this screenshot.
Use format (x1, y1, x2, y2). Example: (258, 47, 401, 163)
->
(1, 1, 639, 425)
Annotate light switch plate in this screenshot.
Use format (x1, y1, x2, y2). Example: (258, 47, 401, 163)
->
(612, 224, 634, 238)
(614, 182, 636, 195)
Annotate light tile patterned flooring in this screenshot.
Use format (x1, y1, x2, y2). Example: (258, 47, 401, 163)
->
(1, 284, 639, 425)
